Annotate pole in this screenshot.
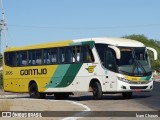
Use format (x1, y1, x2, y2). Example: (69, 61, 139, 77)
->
(0, 0, 7, 49)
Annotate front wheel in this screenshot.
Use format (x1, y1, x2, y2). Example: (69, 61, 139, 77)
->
(122, 92, 132, 99)
(92, 81, 103, 100)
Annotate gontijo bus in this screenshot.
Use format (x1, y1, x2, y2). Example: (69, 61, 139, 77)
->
(3, 37, 158, 99)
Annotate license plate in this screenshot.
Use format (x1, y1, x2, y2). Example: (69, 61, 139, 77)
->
(135, 89, 142, 92)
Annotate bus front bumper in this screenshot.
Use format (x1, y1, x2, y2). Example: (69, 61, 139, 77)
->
(117, 80, 153, 92)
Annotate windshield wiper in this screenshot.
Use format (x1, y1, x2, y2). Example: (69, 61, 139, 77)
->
(132, 49, 146, 74)
(119, 69, 133, 76)
(119, 68, 144, 76)
(132, 60, 146, 74)
(133, 50, 147, 74)
(137, 60, 146, 73)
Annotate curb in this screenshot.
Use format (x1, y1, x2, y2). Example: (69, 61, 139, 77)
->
(0, 95, 19, 98)
(0, 94, 28, 99)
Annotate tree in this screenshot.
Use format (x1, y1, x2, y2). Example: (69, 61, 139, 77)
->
(122, 34, 160, 71)
(0, 53, 2, 66)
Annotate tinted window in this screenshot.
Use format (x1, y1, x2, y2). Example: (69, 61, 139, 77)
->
(81, 45, 94, 63)
(50, 48, 58, 63)
(60, 48, 65, 63)
(17, 51, 28, 66)
(106, 49, 117, 72)
(4, 52, 17, 66)
(29, 50, 36, 65)
(95, 44, 108, 66)
(35, 50, 42, 65)
(4, 45, 94, 67)
(44, 49, 50, 64)
(76, 46, 81, 62)
(65, 47, 73, 63)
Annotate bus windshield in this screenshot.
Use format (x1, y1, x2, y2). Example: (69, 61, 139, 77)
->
(117, 47, 152, 76)
(95, 44, 152, 76)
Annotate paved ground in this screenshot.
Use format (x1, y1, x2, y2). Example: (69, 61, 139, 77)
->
(0, 97, 89, 120)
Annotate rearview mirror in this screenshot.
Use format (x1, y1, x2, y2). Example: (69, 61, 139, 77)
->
(146, 47, 158, 60)
(108, 45, 121, 59)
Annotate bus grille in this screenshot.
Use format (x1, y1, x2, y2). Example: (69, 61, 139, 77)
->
(130, 86, 148, 89)
(129, 81, 150, 84)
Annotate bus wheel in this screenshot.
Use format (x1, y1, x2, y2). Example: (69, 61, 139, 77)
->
(29, 83, 45, 99)
(92, 81, 103, 100)
(122, 92, 132, 99)
(54, 93, 69, 100)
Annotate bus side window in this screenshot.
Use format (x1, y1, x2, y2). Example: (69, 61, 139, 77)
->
(21, 51, 28, 66)
(17, 52, 22, 66)
(65, 47, 72, 63)
(16, 51, 28, 66)
(106, 49, 117, 72)
(76, 46, 81, 62)
(35, 49, 43, 65)
(29, 50, 36, 65)
(60, 48, 65, 63)
(44, 49, 50, 64)
(81, 45, 94, 63)
(72, 47, 76, 62)
(4, 52, 17, 66)
(50, 48, 58, 64)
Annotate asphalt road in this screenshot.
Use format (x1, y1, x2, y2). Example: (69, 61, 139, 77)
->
(132, 81, 160, 110)
(67, 80, 160, 110)
(64, 80, 160, 119)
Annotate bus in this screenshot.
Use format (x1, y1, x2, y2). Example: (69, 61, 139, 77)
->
(3, 37, 158, 100)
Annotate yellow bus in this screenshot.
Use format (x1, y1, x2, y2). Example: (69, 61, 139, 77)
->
(3, 38, 157, 99)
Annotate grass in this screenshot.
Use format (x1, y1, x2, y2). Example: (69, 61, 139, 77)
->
(0, 100, 12, 111)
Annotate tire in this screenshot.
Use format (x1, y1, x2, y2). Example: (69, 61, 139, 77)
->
(29, 83, 45, 99)
(92, 81, 103, 100)
(54, 92, 69, 100)
(122, 92, 132, 99)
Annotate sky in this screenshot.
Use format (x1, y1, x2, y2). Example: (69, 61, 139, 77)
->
(1, 0, 160, 51)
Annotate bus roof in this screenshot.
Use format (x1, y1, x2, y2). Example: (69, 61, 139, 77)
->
(5, 40, 73, 52)
(74, 37, 145, 47)
(5, 37, 145, 52)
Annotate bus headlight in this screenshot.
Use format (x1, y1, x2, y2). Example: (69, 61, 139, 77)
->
(117, 77, 131, 83)
(117, 77, 152, 84)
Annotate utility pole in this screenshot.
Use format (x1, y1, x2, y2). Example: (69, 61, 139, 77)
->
(0, 0, 7, 54)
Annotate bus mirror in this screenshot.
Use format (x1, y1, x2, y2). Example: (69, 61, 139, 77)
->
(146, 47, 158, 60)
(108, 45, 121, 59)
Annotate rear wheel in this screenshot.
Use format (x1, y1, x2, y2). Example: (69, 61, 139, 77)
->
(91, 81, 103, 100)
(122, 92, 132, 99)
(54, 92, 70, 100)
(29, 83, 45, 99)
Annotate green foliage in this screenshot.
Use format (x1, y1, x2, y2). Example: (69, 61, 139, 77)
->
(123, 34, 160, 71)
(0, 53, 2, 66)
